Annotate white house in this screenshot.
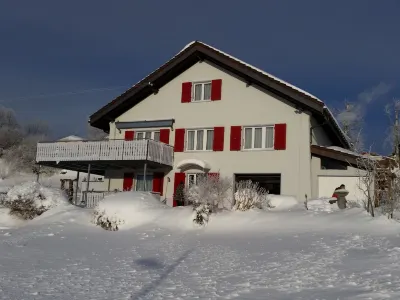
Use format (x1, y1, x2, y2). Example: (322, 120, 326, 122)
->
(36, 41, 367, 206)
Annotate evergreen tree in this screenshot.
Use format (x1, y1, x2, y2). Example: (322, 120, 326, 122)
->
(175, 182, 185, 206)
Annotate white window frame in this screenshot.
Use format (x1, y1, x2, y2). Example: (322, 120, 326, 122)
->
(135, 173, 153, 192)
(135, 130, 160, 141)
(242, 125, 275, 150)
(192, 81, 212, 102)
(187, 173, 206, 188)
(185, 128, 214, 151)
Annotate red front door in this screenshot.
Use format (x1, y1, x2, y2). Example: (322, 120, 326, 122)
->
(123, 172, 134, 191)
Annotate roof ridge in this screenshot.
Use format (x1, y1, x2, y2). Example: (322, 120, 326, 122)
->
(181, 41, 322, 102)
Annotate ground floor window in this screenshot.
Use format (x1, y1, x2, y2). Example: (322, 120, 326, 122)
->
(234, 173, 281, 194)
(187, 173, 206, 188)
(136, 174, 153, 191)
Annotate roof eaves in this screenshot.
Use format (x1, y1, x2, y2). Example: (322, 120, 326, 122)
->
(90, 41, 202, 124)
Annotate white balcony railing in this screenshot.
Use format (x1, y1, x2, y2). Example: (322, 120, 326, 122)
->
(36, 139, 174, 166)
(79, 191, 163, 208)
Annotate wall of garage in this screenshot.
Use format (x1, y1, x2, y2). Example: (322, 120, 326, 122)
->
(310, 155, 370, 202)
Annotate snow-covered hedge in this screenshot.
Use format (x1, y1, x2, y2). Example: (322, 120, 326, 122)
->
(92, 191, 168, 231)
(3, 181, 69, 220)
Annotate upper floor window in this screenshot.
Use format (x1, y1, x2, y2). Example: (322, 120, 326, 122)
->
(243, 126, 274, 150)
(193, 82, 212, 101)
(135, 130, 160, 141)
(186, 128, 214, 151)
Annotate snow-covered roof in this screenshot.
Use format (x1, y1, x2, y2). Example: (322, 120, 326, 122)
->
(325, 146, 361, 157)
(317, 145, 387, 161)
(58, 135, 85, 142)
(181, 41, 322, 103)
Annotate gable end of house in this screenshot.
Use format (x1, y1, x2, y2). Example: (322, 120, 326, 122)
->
(89, 41, 350, 149)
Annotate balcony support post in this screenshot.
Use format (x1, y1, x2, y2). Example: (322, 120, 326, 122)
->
(143, 162, 147, 191)
(74, 171, 80, 205)
(85, 164, 91, 204)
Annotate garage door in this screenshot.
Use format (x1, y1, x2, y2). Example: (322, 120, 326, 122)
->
(318, 176, 367, 202)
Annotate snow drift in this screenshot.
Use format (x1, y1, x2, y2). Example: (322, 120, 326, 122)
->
(2, 181, 69, 219)
(92, 191, 171, 230)
(307, 198, 340, 213)
(264, 194, 299, 210)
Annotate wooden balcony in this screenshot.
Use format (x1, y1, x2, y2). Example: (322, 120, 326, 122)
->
(36, 139, 174, 175)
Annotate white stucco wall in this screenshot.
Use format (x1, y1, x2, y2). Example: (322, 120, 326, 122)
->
(310, 155, 368, 199)
(106, 61, 313, 201)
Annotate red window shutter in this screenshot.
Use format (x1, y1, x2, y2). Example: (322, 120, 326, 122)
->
(230, 126, 242, 151)
(159, 129, 170, 144)
(274, 123, 287, 150)
(124, 130, 134, 141)
(152, 172, 164, 196)
(211, 79, 222, 101)
(123, 172, 134, 191)
(181, 82, 192, 103)
(208, 172, 220, 180)
(213, 127, 224, 151)
(173, 172, 186, 207)
(174, 128, 185, 152)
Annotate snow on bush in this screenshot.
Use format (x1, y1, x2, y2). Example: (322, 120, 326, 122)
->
(233, 180, 267, 211)
(92, 191, 168, 231)
(184, 175, 232, 226)
(2, 181, 69, 220)
(264, 195, 299, 210)
(192, 203, 211, 227)
(185, 175, 233, 213)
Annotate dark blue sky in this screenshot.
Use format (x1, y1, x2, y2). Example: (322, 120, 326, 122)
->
(0, 1, 399, 154)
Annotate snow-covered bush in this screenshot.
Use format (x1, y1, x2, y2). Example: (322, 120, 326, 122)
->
(93, 208, 123, 231)
(2, 181, 68, 220)
(192, 203, 211, 227)
(185, 175, 233, 213)
(92, 192, 168, 231)
(233, 180, 267, 211)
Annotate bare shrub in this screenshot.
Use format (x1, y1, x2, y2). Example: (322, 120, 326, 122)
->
(233, 180, 267, 211)
(0, 159, 16, 179)
(3, 132, 51, 173)
(355, 151, 378, 217)
(7, 194, 48, 220)
(0, 106, 23, 153)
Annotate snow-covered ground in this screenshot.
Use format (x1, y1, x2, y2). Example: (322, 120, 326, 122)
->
(1, 189, 400, 300)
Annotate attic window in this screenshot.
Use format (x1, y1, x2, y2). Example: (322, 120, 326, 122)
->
(193, 82, 212, 101)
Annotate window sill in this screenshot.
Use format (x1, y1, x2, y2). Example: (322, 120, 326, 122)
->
(190, 99, 212, 103)
(184, 150, 214, 153)
(241, 148, 275, 152)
